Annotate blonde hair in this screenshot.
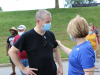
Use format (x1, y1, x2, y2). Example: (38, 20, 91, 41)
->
(67, 15, 89, 38)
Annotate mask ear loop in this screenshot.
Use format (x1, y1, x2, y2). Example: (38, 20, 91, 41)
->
(70, 34, 75, 41)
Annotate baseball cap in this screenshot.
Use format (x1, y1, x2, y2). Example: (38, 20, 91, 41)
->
(17, 25, 26, 30)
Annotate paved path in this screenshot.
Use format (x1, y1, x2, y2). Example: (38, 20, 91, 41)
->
(0, 59, 100, 75)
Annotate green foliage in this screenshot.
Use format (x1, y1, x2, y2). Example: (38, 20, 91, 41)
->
(0, 7, 100, 64)
(88, 0, 97, 3)
(0, 7, 2, 11)
(65, 0, 96, 7)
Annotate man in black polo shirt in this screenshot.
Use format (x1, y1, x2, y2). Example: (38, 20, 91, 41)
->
(9, 10, 63, 75)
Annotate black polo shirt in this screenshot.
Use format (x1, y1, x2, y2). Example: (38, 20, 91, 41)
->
(14, 28, 57, 75)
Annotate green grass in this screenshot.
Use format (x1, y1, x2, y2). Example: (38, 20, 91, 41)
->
(0, 7, 100, 64)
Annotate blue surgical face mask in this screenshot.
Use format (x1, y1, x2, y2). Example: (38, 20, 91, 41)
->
(70, 35, 75, 41)
(89, 31, 92, 34)
(42, 23, 51, 31)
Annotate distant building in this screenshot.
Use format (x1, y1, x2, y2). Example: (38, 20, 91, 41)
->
(72, 3, 100, 7)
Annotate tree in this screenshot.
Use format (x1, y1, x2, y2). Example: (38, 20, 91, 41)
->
(0, 7, 2, 11)
(88, 0, 97, 3)
(65, 0, 96, 7)
(55, 0, 59, 8)
(65, 0, 85, 5)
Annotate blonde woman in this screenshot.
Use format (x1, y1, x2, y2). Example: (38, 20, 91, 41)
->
(86, 26, 98, 69)
(57, 15, 95, 75)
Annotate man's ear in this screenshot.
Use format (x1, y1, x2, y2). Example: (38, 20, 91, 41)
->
(25, 29, 26, 32)
(36, 19, 39, 23)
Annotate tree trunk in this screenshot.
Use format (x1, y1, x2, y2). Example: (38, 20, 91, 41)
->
(55, 0, 59, 8)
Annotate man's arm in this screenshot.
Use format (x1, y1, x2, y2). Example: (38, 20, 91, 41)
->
(8, 46, 25, 70)
(6, 43, 10, 56)
(97, 33, 100, 36)
(56, 40, 72, 55)
(8, 46, 38, 75)
(84, 67, 94, 75)
(53, 47, 63, 75)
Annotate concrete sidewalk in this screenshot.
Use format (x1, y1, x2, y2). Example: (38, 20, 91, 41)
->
(0, 59, 100, 75)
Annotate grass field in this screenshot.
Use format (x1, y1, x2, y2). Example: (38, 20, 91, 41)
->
(0, 7, 100, 64)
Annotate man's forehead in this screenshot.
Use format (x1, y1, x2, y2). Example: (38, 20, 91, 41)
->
(44, 14, 51, 17)
(44, 15, 51, 20)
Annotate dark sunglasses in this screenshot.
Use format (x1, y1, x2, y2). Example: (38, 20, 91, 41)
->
(42, 36, 47, 46)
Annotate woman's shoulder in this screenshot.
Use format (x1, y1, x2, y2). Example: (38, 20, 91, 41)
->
(79, 41, 93, 53)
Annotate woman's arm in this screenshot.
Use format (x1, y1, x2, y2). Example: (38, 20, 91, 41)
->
(95, 37, 98, 51)
(84, 67, 94, 75)
(56, 40, 72, 56)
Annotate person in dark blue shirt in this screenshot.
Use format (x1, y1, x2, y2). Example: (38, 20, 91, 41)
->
(57, 15, 95, 75)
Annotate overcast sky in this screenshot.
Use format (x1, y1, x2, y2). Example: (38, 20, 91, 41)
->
(0, 0, 65, 11)
(0, 0, 100, 11)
